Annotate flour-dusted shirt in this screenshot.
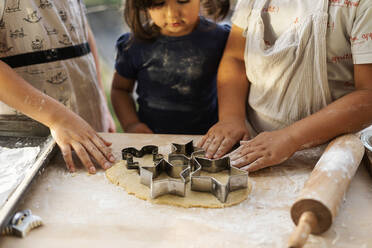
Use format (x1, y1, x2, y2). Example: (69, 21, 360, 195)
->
(0, 0, 106, 131)
(232, 0, 372, 100)
(115, 18, 230, 134)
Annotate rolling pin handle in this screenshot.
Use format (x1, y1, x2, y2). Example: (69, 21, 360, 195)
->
(288, 211, 318, 248)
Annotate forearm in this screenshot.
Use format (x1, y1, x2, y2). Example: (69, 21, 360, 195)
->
(0, 61, 71, 127)
(286, 89, 372, 149)
(111, 88, 139, 131)
(217, 24, 249, 123)
(217, 56, 249, 122)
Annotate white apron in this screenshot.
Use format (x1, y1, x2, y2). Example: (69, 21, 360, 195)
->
(244, 0, 332, 133)
(0, 0, 106, 132)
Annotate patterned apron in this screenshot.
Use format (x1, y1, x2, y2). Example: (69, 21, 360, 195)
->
(243, 0, 332, 133)
(0, 0, 106, 132)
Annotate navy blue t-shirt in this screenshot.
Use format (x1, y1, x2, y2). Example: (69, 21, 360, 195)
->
(115, 17, 230, 134)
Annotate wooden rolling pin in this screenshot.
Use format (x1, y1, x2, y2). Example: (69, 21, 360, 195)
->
(288, 134, 365, 248)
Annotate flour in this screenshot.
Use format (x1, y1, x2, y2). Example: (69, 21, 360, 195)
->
(315, 144, 356, 179)
(0, 146, 40, 208)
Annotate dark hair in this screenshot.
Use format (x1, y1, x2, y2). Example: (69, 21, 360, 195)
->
(124, 0, 230, 41)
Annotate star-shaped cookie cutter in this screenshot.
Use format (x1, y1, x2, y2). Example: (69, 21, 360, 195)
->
(121, 145, 191, 198)
(191, 156, 249, 203)
(140, 154, 191, 198)
(170, 140, 200, 157)
(170, 140, 204, 170)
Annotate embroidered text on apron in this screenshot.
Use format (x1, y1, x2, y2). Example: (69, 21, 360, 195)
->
(0, 0, 106, 132)
(244, 0, 332, 133)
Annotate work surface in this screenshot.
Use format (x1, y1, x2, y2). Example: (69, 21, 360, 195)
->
(1, 133, 372, 248)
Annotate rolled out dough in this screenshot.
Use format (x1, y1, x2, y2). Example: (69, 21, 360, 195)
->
(106, 155, 251, 208)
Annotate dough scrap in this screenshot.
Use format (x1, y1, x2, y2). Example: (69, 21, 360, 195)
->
(106, 158, 251, 208)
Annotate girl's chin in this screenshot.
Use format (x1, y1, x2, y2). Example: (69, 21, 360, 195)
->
(162, 28, 193, 37)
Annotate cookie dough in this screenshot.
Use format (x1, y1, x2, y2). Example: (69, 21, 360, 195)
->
(106, 157, 251, 208)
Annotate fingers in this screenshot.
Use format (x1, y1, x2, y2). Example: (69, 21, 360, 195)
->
(241, 158, 266, 172)
(60, 144, 75, 172)
(197, 134, 209, 148)
(82, 140, 112, 170)
(228, 142, 252, 160)
(95, 133, 112, 147)
(200, 132, 249, 159)
(201, 135, 217, 158)
(230, 148, 262, 168)
(58, 133, 115, 174)
(213, 138, 236, 159)
(228, 140, 265, 168)
(90, 134, 115, 163)
(71, 141, 96, 174)
(204, 135, 224, 158)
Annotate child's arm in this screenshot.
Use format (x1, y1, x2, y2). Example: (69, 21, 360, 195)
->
(87, 25, 116, 133)
(229, 64, 372, 171)
(0, 61, 115, 173)
(198, 25, 250, 158)
(111, 72, 152, 133)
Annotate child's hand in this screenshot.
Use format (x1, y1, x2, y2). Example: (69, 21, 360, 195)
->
(227, 129, 300, 172)
(125, 122, 153, 134)
(198, 119, 250, 159)
(107, 115, 116, 133)
(102, 102, 116, 133)
(49, 112, 116, 174)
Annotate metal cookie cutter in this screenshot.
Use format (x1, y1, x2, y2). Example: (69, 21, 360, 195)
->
(191, 156, 248, 203)
(140, 154, 191, 198)
(1, 210, 42, 237)
(170, 140, 204, 157)
(171, 140, 205, 171)
(122, 145, 164, 170)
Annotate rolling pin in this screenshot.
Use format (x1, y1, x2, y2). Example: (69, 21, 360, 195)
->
(288, 134, 365, 248)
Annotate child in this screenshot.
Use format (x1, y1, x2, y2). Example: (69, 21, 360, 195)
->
(0, 0, 116, 173)
(199, 0, 372, 171)
(111, 0, 231, 134)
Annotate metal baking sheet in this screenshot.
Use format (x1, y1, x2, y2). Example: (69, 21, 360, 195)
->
(0, 135, 56, 232)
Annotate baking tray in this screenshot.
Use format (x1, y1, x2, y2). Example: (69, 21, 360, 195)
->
(0, 134, 57, 232)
